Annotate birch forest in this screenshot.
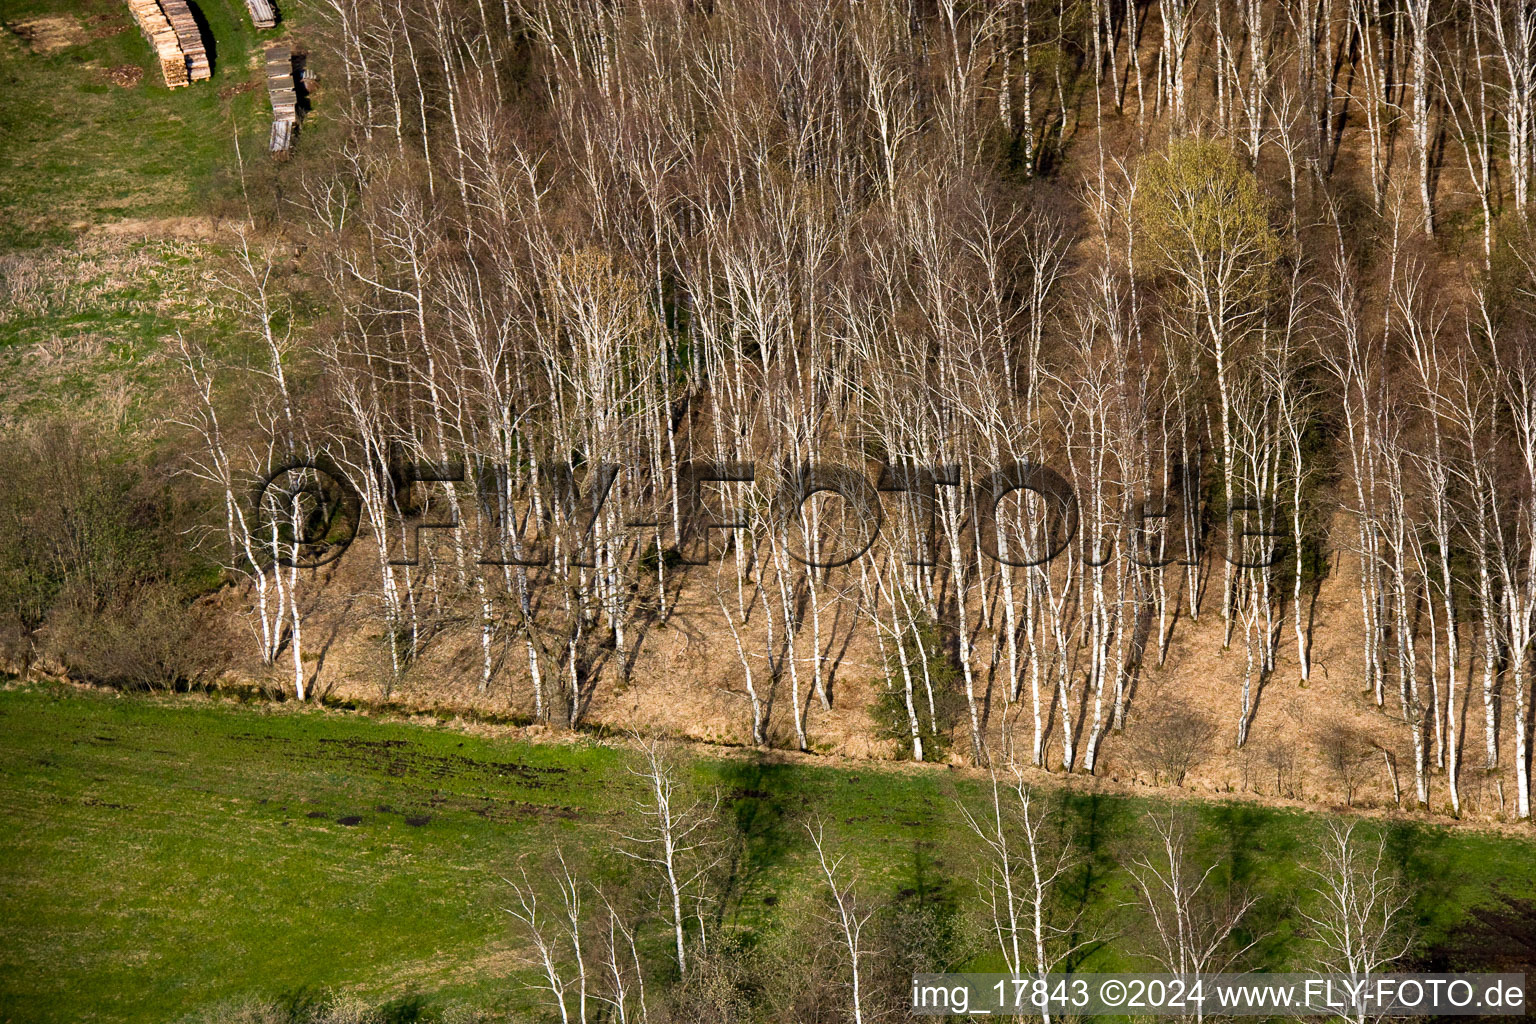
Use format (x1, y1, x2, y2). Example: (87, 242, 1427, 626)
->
(159, 0, 1536, 824)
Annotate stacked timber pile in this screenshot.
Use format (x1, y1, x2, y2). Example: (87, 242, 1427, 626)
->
(246, 0, 277, 29)
(271, 119, 294, 155)
(125, 0, 189, 87)
(266, 45, 298, 157)
(161, 0, 210, 81)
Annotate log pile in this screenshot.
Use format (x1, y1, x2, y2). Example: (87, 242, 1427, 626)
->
(270, 119, 295, 156)
(125, 0, 189, 87)
(266, 45, 298, 157)
(161, 0, 211, 81)
(245, 0, 277, 29)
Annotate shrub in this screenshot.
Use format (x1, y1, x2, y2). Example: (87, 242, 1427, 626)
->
(0, 417, 215, 684)
(307, 994, 383, 1024)
(1128, 696, 1218, 787)
(46, 580, 213, 690)
(179, 999, 292, 1024)
(658, 933, 755, 1024)
(1317, 723, 1375, 807)
(180, 992, 454, 1024)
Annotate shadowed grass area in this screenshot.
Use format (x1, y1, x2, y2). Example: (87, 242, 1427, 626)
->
(0, 682, 1533, 1023)
(0, 0, 275, 249)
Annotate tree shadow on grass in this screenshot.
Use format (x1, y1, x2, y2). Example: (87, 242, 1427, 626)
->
(1059, 789, 1131, 969)
(1208, 802, 1301, 967)
(713, 755, 796, 931)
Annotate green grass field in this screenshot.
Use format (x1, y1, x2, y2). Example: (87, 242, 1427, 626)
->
(0, 0, 310, 432)
(0, 0, 279, 250)
(2, 682, 1534, 1023)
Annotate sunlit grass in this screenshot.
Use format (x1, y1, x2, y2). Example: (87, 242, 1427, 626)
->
(1, 682, 1533, 1022)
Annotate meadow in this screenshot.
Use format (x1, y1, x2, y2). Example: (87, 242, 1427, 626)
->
(0, 0, 277, 250)
(1, 681, 1533, 1023)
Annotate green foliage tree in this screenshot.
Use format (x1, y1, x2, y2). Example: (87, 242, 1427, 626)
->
(1137, 138, 1283, 298)
(1136, 139, 1284, 638)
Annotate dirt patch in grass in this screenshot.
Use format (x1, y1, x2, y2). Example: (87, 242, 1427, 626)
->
(83, 13, 127, 40)
(103, 64, 143, 88)
(9, 16, 87, 54)
(309, 735, 572, 788)
(218, 80, 262, 100)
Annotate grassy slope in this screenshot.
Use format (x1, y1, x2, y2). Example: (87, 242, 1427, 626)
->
(0, 0, 296, 434)
(0, 0, 273, 250)
(0, 684, 621, 1023)
(0, 240, 238, 430)
(1, 683, 1534, 1024)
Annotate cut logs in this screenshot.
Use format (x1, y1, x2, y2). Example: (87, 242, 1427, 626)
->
(162, 0, 211, 82)
(245, 0, 277, 29)
(266, 45, 298, 157)
(125, 0, 187, 87)
(124, 0, 210, 87)
(270, 119, 294, 156)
